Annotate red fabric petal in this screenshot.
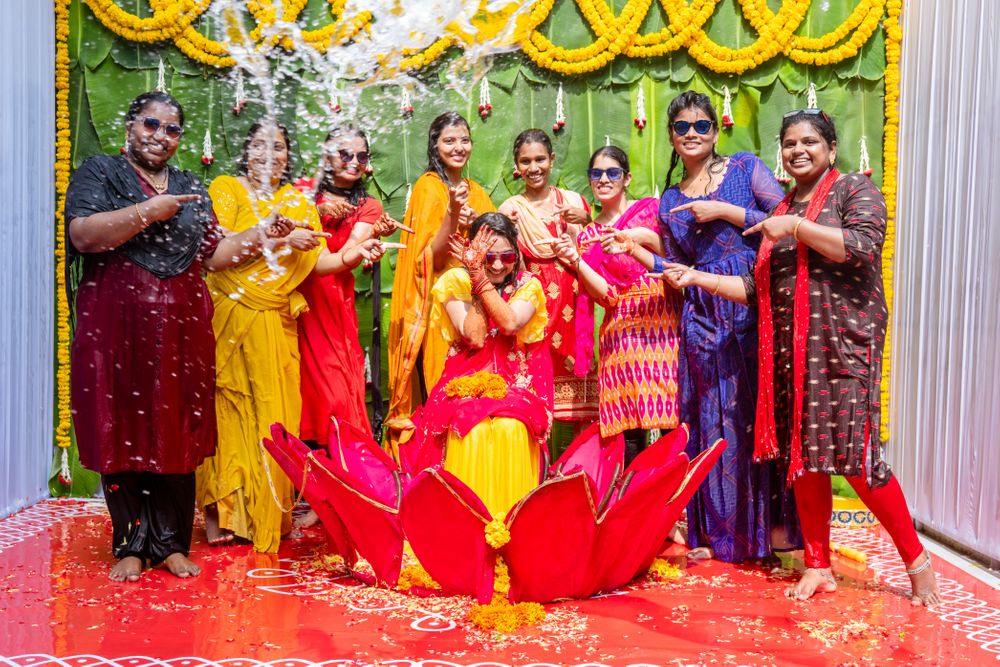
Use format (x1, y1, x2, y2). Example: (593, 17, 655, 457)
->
(401, 469, 495, 603)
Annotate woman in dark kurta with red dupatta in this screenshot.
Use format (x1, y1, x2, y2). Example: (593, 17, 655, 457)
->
(656, 110, 940, 607)
(66, 92, 296, 583)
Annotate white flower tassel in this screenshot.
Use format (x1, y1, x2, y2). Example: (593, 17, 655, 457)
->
(201, 129, 215, 166)
(859, 136, 873, 177)
(329, 77, 341, 113)
(58, 448, 72, 485)
(775, 142, 791, 185)
(405, 182, 413, 212)
(478, 77, 492, 119)
(552, 83, 566, 132)
(400, 87, 414, 116)
(721, 85, 734, 128)
(233, 69, 247, 114)
(155, 58, 167, 92)
(634, 85, 647, 130)
(807, 82, 818, 109)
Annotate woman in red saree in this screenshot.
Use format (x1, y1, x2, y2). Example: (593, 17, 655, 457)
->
(415, 212, 552, 516)
(499, 129, 597, 427)
(659, 110, 940, 606)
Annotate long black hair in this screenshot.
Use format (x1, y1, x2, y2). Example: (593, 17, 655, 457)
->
(664, 90, 726, 189)
(125, 90, 185, 127)
(319, 126, 371, 206)
(426, 111, 471, 186)
(238, 119, 293, 187)
(468, 211, 521, 292)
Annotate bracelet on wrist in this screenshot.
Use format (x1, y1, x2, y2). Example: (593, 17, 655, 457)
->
(134, 202, 148, 226)
(793, 217, 805, 241)
(711, 273, 722, 296)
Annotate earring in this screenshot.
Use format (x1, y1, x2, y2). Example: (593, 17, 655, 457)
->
(512, 168, 521, 180)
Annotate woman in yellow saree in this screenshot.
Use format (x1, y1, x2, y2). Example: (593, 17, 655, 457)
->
(197, 121, 385, 553)
(386, 112, 495, 454)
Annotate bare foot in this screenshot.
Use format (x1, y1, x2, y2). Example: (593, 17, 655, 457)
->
(785, 567, 838, 600)
(109, 556, 142, 583)
(204, 505, 234, 546)
(686, 546, 714, 560)
(293, 509, 320, 530)
(667, 524, 687, 546)
(906, 552, 941, 608)
(163, 553, 201, 578)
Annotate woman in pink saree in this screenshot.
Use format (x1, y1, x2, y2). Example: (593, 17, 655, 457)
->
(413, 212, 552, 516)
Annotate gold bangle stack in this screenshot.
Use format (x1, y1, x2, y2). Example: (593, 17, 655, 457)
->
(134, 202, 148, 226)
(793, 217, 805, 241)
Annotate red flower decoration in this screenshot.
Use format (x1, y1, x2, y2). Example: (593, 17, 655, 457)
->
(201, 155, 215, 166)
(722, 114, 734, 128)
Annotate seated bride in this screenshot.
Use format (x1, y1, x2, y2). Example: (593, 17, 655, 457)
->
(412, 212, 553, 516)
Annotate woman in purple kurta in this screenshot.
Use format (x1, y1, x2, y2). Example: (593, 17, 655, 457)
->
(655, 93, 791, 562)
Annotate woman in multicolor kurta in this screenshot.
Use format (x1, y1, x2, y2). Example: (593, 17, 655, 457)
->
(499, 129, 598, 426)
(617, 92, 790, 563)
(659, 109, 940, 606)
(553, 146, 680, 465)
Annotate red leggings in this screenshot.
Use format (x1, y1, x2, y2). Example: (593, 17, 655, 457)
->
(793, 470, 924, 569)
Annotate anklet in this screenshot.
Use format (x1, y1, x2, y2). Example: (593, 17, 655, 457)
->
(906, 553, 932, 576)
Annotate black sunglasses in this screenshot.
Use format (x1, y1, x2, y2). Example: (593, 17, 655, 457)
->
(670, 119, 715, 136)
(588, 167, 626, 182)
(139, 116, 183, 139)
(337, 149, 370, 165)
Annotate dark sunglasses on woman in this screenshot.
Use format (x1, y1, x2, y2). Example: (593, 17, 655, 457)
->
(485, 250, 518, 264)
(139, 116, 183, 139)
(588, 167, 626, 182)
(670, 119, 714, 136)
(337, 149, 371, 165)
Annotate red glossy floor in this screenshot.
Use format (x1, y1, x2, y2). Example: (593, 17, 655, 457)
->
(1, 499, 998, 667)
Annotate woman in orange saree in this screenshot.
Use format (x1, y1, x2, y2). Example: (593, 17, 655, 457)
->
(386, 112, 495, 454)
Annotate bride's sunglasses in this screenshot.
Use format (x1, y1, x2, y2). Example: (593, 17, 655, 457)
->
(486, 250, 518, 264)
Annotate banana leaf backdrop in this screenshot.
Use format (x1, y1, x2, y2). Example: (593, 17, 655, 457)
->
(54, 0, 891, 493)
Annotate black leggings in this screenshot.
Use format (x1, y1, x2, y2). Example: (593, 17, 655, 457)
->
(102, 471, 195, 566)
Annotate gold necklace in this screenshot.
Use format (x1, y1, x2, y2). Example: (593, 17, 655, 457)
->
(130, 161, 169, 193)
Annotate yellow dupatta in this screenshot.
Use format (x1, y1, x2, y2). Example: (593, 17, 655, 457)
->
(197, 175, 322, 553)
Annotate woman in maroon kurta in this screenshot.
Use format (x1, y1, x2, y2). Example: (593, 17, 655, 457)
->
(66, 91, 295, 583)
(658, 110, 940, 607)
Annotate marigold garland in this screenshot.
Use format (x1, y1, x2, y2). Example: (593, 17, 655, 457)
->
(879, 0, 901, 442)
(80, 0, 890, 76)
(444, 371, 508, 400)
(467, 557, 545, 632)
(396, 563, 441, 592)
(484, 516, 511, 548)
(54, 0, 72, 464)
(647, 558, 683, 581)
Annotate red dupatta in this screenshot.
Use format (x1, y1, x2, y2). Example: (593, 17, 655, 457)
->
(753, 168, 840, 483)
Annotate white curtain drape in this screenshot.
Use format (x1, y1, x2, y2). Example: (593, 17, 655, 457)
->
(0, 3, 55, 517)
(891, 0, 1000, 562)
